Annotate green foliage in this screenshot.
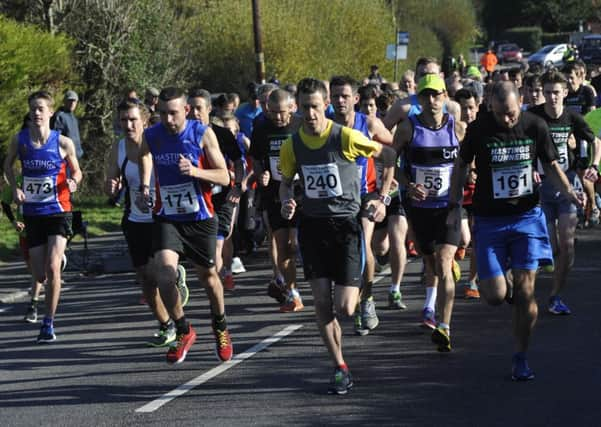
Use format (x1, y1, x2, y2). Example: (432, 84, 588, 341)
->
(501, 27, 543, 52)
(541, 32, 571, 46)
(0, 15, 75, 159)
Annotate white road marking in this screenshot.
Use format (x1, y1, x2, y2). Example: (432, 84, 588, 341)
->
(135, 324, 304, 413)
(0, 307, 12, 313)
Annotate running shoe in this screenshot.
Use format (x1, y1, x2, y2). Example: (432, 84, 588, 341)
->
(548, 295, 571, 315)
(267, 278, 287, 304)
(421, 307, 437, 330)
(166, 325, 196, 364)
(540, 264, 554, 273)
(463, 282, 480, 299)
(455, 247, 466, 261)
(590, 208, 600, 226)
(452, 260, 461, 282)
(280, 290, 304, 312)
(328, 368, 353, 395)
(213, 327, 233, 362)
(223, 273, 235, 291)
(388, 291, 407, 309)
(36, 320, 56, 343)
(360, 297, 379, 331)
(176, 264, 189, 307)
(231, 257, 246, 274)
(24, 303, 38, 323)
(147, 321, 176, 347)
(431, 326, 451, 352)
(354, 307, 369, 336)
(512, 353, 535, 381)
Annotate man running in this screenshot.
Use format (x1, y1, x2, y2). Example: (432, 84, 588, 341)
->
(138, 87, 233, 364)
(279, 78, 395, 394)
(249, 88, 304, 312)
(392, 74, 464, 352)
(529, 70, 600, 314)
(3, 90, 82, 343)
(447, 81, 582, 380)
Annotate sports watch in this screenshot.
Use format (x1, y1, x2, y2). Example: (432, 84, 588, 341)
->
(379, 194, 391, 206)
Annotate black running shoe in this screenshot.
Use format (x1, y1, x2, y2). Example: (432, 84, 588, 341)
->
(328, 368, 353, 395)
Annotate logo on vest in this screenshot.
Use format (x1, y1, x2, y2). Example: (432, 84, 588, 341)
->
(442, 147, 458, 160)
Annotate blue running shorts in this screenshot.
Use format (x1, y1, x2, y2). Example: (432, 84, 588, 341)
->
(473, 207, 553, 280)
(540, 170, 581, 221)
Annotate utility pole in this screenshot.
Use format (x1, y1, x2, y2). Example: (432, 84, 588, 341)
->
(252, 0, 266, 84)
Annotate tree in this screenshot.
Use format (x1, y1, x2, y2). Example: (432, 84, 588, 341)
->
(0, 15, 74, 160)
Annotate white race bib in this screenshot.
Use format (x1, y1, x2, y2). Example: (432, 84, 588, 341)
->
(492, 163, 533, 199)
(160, 182, 200, 215)
(130, 187, 155, 219)
(301, 163, 343, 199)
(538, 143, 569, 174)
(269, 156, 283, 181)
(23, 176, 55, 203)
(415, 166, 451, 198)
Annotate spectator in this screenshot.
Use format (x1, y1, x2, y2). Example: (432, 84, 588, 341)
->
(144, 87, 160, 114)
(480, 49, 498, 81)
(51, 90, 83, 159)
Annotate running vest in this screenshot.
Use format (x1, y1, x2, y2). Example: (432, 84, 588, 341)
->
(406, 114, 459, 208)
(292, 123, 360, 218)
(117, 139, 155, 223)
(144, 120, 214, 222)
(352, 112, 377, 195)
(18, 129, 71, 216)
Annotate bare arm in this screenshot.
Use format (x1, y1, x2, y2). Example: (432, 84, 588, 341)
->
(542, 161, 581, 205)
(382, 98, 411, 130)
(279, 176, 296, 219)
(104, 141, 121, 197)
(59, 135, 82, 191)
(179, 127, 229, 186)
(2, 135, 23, 204)
(368, 116, 393, 145)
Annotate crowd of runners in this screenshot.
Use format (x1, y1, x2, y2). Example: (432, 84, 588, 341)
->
(3, 53, 601, 395)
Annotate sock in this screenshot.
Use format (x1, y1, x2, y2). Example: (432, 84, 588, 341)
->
(212, 313, 227, 332)
(438, 322, 450, 331)
(338, 363, 348, 372)
(389, 283, 400, 293)
(290, 288, 300, 298)
(174, 316, 189, 335)
(424, 286, 437, 311)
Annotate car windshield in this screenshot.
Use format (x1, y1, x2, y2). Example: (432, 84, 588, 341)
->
(583, 39, 601, 49)
(539, 45, 554, 54)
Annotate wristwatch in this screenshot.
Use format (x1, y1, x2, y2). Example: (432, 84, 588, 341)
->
(379, 194, 391, 206)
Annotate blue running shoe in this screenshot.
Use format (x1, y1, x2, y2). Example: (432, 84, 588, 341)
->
(548, 296, 571, 315)
(420, 308, 437, 330)
(512, 353, 535, 381)
(37, 320, 56, 343)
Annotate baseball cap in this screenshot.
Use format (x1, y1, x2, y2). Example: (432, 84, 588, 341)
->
(147, 87, 160, 97)
(466, 65, 482, 80)
(417, 74, 446, 94)
(64, 90, 79, 101)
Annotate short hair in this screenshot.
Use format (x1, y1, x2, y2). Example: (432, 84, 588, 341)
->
(358, 84, 379, 102)
(159, 87, 186, 102)
(283, 83, 297, 96)
(257, 83, 278, 100)
(268, 88, 293, 105)
(415, 57, 439, 73)
(508, 68, 523, 79)
(524, 73, 542, 88)
(297, 78, 328, 100)
(491, 81, 520, 103)
(541, 70, 568, 87)
(376, 92, 394, 111)
(454, 87, 478, 103)
(330, 75, 359, 94)
(215, 93, 237, 108)
(117, 97, 150, 120)
(562, 61, 579, 75)
(187, 87, 211, 106)
(28, 90, 54, 108)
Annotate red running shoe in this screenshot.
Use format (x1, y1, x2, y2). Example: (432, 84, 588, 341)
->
(213, 327, 233, 361)
(166, 325, 197, 365)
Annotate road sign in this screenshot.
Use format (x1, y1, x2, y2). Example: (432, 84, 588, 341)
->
(397, 31, 409, 45)
(386, 44, 407, 60)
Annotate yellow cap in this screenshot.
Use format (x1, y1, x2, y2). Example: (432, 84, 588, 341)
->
(417, 74, 446, 94)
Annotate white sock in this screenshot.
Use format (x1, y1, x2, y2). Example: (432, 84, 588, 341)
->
(389, 283, 400, 293)
(424, 286, 437, 311)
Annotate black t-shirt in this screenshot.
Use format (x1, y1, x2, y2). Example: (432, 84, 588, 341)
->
(249, 118, 299, 202)
(564, 85, 596, 115)
(211, 124, 241, 194)
(528, 104, 595, 171)
(460, 110, 559, 217)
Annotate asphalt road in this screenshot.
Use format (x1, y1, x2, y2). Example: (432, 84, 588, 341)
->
(1, 227, 601, 427)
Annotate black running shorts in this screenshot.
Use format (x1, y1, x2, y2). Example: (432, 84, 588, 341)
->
(121, 218, 153, 268)
(24, 213, 72, 249)
(406, 206, 460, 255)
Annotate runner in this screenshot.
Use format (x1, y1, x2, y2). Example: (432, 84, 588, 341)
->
(105, 98, 189, 347)
(249, 88, 304, 312)
(392, 74, 464, 352)
(3, 90, 82, 343)
(447, 81, 583, 380)
(138, 87, 233, 364)
(279, 78, 395, 394)
(529, 70, 600, 314)
(328, 75, 393, 336)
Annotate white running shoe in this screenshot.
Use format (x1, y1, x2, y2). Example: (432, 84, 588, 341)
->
(231, 257, 246, 274)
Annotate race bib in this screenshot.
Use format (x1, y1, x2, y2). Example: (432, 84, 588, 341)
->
(415, 166, 451, 198)
(130, 187, 154, 219)
(301, 163, 343, 199)
(160, 182, 200, 215)
(492, 163, 533, 199)
(269, 156, 282, 181)
(23, 176, 55, 203)
(538, 143, 568, 174)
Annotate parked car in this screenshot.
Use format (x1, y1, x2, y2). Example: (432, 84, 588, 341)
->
(528, 44, 568, 68)
(496, 43, 523, 63)
(580, 35, 601, 65)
